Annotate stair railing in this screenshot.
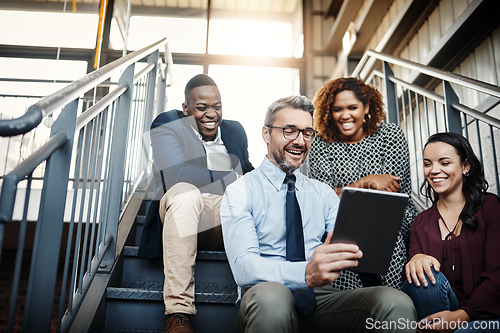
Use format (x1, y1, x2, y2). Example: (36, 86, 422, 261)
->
(0, 38, 172, 332)
(352, 50, 500, 210)
(1, 93, 97, 178)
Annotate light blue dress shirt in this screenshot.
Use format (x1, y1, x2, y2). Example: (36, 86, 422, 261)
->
(221, 157, 339, 294)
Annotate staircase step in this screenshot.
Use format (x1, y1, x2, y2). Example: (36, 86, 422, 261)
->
(104, 299, 238, 333)
(121, 247, 236, 286)
(106, 286, 162, 301)
(123, 246, 228, 260)
(105, 245, 239, 332)
(126, 215, 146, 246)
(106, 282, 237, 303)
(135, 215, 146, 225)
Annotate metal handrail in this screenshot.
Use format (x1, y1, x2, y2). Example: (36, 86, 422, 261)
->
(1, 38, 172, 332)
(388, 75, 444, 103)
(451, 102, 500, 129)
(0, 38, 168, 137)
(355, 49, 500, 204)
(134, 61, 156, 83)
(0, 131, 69, 222)
(75, 83, 128, 131)
(360, 51, 500, 128)
(380, 69, 500, 130)
(352, 50, 500, 99)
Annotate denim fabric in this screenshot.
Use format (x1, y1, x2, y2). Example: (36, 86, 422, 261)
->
(403, 268, 500, 332)
(402, 268, 459, 321)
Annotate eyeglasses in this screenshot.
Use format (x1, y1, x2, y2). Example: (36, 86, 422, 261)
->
(266, 125, 317, 142)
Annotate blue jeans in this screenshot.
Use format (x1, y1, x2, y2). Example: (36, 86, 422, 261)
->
(403, 268, 500, 332)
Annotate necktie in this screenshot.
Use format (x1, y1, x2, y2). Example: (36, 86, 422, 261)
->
(284, 173, 317, 317)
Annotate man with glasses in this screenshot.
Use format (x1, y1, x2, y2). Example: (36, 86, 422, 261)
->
(138, 74, 253, 333)
(221, 95, 416, 332)
(266, 125, 317, 142)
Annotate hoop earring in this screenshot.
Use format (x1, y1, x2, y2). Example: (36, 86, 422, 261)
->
(364, 113, 371, 123)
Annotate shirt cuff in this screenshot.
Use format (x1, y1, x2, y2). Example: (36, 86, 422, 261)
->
(284, 261, 308, 291)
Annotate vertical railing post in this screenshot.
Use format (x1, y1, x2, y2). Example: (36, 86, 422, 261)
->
(145, 49, 159, 132)
(99, 63, 135, 270)
(156, 52, 168, 117)
(22, 100, 77, 333)
(142, 50, 160, 175)
(443, 81, 462, 134)
(383, 61, 398, 124)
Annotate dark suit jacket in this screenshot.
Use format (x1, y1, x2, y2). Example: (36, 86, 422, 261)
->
(138, 110, 254, 258)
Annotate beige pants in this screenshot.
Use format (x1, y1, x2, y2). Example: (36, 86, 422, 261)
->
(239, 282, 417, 333)
(159, 182, 224, 315)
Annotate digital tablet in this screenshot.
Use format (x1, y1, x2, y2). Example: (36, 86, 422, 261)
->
(330, 187, 408, 275)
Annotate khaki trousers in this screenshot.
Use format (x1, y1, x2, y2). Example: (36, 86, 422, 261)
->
(159, 182, 224, 315)
(238, 282, 417, 333)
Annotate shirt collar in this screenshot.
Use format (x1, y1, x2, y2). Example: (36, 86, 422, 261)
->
(191, 125, 223, 144)
(259, 156, 303, 191)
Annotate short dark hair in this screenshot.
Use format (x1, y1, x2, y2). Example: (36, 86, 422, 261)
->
(420, 132, 488, 230)
(264, 95, 314, 126)
(184, 74, 218, 102)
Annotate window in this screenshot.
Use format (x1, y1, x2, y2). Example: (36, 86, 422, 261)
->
(209, 65, 298, 166)
(165, 64, 205, 110)
(0, 58, 88, 97)
(0, 10, 98, 48)
(111, 16, 207, 53)
(209, 20, 293, 57)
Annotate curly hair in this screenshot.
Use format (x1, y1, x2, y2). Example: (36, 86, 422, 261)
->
(420, 132, 488, 231)
(312, 77, 386, 143)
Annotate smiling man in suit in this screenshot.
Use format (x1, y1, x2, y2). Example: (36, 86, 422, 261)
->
(138, 74, 253, 333)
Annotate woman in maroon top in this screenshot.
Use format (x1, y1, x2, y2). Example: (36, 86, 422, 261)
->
(403, 132, 500, 332)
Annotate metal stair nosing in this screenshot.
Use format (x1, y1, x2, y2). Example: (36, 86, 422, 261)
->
(104, 232, 239, 332)
(123, 246, 229, 261)
(106, 281, 238, 304)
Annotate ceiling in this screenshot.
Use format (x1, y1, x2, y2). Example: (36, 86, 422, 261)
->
(0, 0, 301, 17)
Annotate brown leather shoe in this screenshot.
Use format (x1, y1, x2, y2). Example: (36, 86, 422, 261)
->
(164, 313, 193, 333)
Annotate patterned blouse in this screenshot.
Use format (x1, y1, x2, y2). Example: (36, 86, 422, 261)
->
(307, 122, 418, 290)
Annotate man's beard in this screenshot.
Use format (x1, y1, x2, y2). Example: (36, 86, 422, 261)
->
(272, 143, 307, 172)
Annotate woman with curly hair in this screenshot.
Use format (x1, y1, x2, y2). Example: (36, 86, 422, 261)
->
(403, 132, 500, 331)
(307, 77, 418, 290)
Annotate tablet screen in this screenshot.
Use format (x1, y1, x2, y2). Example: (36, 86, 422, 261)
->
(330, 187, 408, 275)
